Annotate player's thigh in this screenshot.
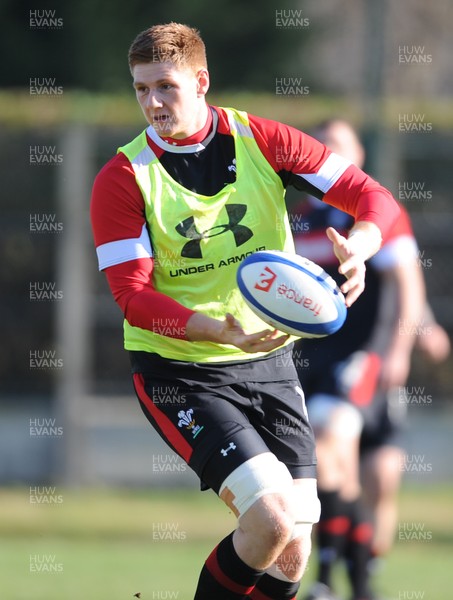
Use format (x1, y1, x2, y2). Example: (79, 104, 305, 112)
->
(245, 378, 317, 479)
(308, 393, 363, 440)
(308, 394, 363, 489)
(361, 444, 404, 499)
(133, 371, 275, 493)
(360, 390, 406, 497)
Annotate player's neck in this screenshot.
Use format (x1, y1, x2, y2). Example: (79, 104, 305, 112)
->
(161, 104, 212, 146)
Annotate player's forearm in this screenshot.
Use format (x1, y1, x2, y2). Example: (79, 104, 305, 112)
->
(363, 271, 397, 355)
(391, 259, 426, 352)
(122, 289, 195, 339)
(104, 261, 195, 340)
(347, 221, 383, 261)
(366, 260, 425, 357)
(324, 164, 400, 240)
(185, 312, 225, 343)
(353, 187, 401, 241)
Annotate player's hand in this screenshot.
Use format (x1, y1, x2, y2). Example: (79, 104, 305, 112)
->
(379, 349, 411, 390)
(218, 313, 289, 353)
(416, 323, 451, 363)
(326, 227, 366, 306)
(185, 312, 289, 353)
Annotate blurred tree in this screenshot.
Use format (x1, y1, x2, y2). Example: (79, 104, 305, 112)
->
(301, 0, 453, 98)
(0, 0, 70, 87)
(1, 0, 314, 92)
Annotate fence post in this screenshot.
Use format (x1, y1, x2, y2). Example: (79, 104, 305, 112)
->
(54, 125, 94, 486)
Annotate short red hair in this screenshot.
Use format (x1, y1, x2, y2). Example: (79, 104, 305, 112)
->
(128, 22, 207, 73)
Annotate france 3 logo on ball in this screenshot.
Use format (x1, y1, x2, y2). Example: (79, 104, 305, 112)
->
(237, 250, 347, 338)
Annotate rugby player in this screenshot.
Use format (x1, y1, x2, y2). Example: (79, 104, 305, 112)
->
(292, 120, 447, 600)
(91, 24, 400, 600)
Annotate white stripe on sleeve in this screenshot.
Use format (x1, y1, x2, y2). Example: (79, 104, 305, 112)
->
(370, 235, 419, 271)
(298, 153, 352, 194)
(96, 223, 153, 271)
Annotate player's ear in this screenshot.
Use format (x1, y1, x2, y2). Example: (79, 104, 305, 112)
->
(196, 68, 210, 96)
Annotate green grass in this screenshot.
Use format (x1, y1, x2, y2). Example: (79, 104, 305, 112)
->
(0, 485, 452, 599)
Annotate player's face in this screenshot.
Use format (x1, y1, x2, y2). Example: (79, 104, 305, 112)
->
(132, 62, 210, 139)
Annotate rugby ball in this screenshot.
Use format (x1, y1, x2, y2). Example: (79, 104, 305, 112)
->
(237, 250, 347, 338)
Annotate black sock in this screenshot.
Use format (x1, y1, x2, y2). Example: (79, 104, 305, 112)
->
(250, 573, 300, 599)
(344, 498, 374, 600)
(316, 490, 351, 588)
(367, 547, 384, 577)
(194, 532, 263, 599)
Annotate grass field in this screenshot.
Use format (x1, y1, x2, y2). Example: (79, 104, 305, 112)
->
(0, 484, 451, 600)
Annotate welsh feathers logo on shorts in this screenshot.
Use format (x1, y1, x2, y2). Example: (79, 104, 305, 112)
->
(177, 408, 204, 438)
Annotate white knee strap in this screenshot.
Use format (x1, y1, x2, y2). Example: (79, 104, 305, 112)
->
(218, 452, 293, 519)
(291, 478, 321, 528)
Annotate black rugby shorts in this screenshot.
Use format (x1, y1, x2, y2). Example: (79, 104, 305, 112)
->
(130, 346, 317, 493)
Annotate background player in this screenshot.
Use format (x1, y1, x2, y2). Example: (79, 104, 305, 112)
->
(291, 119, 450, 600)
(90, 24, 400, 600)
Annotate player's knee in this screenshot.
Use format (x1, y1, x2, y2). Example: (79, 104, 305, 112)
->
(219, 454, 320, 555)
(380, 448, 405, 495)
(245, 493, 295, 550)
(371, 447, 403, 496)
(219, 453, 295, 548)
(269, 479, 320, 575)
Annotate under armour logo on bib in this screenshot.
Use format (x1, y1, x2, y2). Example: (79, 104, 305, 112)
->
(175, 204, 253, 258)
